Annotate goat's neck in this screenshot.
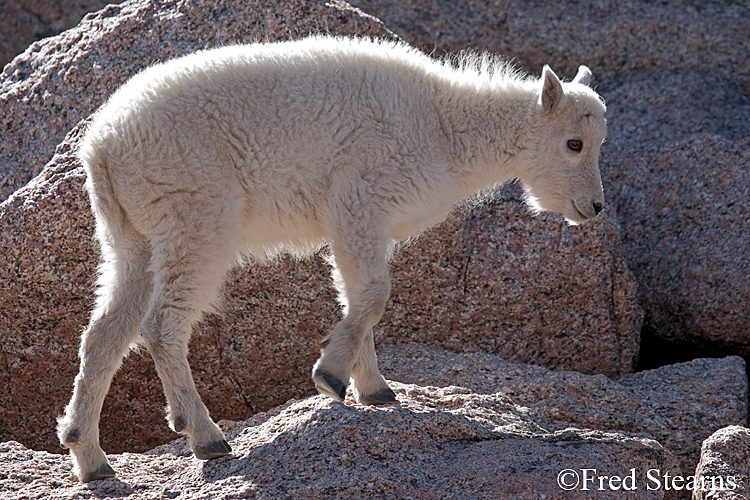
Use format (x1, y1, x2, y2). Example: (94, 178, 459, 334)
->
(434, 80, 537, 200)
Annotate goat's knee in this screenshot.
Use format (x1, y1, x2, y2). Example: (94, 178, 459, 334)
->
(348, 272, 390, 326)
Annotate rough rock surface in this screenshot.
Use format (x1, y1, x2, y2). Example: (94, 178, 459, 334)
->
(349, 0, 750, 354)
(382, 188, 640, 376)
(378, 344, 748, 476)
(0, 0, 112, 70)
(693, 426, 750, 500)
(349, 0, 748, 82)
(0, 0, 641, 455)
(603, 137, 750, 352)
(0, 383, 682, 500)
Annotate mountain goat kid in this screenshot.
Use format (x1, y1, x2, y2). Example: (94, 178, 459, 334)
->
(58, 36, 607, 482)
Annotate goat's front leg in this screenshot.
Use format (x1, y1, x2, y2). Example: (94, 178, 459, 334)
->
(351, 329, 398, 405)
(312, 202, 396, 405)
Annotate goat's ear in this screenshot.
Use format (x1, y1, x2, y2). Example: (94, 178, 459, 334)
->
(573, 65, 592, 86)
(540, 65, 564, 113)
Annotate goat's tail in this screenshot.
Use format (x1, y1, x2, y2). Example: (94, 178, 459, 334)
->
(79, 124, 147, 251)
(78, 126, 151, 322)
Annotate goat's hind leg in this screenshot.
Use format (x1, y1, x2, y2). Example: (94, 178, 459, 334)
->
(141, 235, 235, 461)
(57, 246, 151, 482)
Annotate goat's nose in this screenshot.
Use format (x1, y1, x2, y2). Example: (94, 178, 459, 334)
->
(593, 202, 603, 215)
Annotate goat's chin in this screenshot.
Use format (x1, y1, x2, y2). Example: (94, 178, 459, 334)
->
(523, 189, 574, 222)
(564, 204, 589, 226)
(564, 216, 584, 226)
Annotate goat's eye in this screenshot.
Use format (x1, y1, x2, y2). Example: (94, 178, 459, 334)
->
(567, 139, 583, 153)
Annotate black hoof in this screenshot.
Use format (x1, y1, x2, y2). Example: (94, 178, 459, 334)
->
(81, 462, 116, 483)
(174, 416, 186, 433)
(358, 386, 399, 406)
(313, 368, 347, 401)
(194, 439, 232, 460)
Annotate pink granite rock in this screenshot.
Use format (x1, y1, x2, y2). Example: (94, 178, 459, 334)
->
(693, 426, 750, 500)
(594, 22, 750, 353)
(0, 0, 111, 70)
(602, 136, 750, 354)
(378, 343, 748, 477)
(382, 188, 641, 376)
(0, 383, 682, 500)
(348, 0, 749, 82)
(0, 0, 641, 456)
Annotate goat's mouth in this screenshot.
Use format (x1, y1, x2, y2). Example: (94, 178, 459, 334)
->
(567, 200, 590, 225)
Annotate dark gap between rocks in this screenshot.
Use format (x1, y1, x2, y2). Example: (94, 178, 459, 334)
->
(636, 326, 750, 419)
